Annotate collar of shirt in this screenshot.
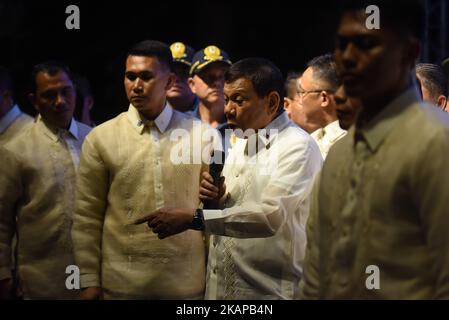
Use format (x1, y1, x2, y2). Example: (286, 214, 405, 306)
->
(311, 120, 346, 144)
(127, 102, 173, 134)
(242, 112, 290, 155)
(37, 115, 79, 142)
(356, 87, 421, 152)
(0, 104, 22, 134)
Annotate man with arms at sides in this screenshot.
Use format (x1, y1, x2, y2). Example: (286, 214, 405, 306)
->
(300, 0, 449, 299)
(416, 63, 448, 112)
(0, 66, 33, 146)
(0, 61, 91, 299)
(136, 58, 323, 299)
(299, 54, 347, 159)
(167, 42, 198, 112)
(72, 40, 217, 300)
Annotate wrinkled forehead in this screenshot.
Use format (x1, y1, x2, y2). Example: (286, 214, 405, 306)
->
(224, 77, 254, 95)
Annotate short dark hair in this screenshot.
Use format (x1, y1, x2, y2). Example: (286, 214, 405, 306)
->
(30, 61, 74, 93)
(284, 71, 302, 100)
(307, 53, 341, 91)
(127, 40, 173, 71)
(225, 57, 284, 103)
(416, 63, 448, 98)
(0, 66, 13, 93)
(338, 0, 425, 42)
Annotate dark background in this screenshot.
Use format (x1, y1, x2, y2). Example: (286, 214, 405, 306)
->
(0, 0, 447, 124)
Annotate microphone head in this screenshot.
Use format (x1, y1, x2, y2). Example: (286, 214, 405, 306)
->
(209, 150, 225, 186)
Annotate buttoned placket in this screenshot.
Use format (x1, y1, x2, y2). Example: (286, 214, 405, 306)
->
(148, 122, 165, 209)
(332, 135, 369, 293)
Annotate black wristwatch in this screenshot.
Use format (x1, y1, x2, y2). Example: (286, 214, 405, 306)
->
(190, 208, 205, 231)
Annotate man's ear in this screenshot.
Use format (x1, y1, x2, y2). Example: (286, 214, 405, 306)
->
(188, 77, 196, 94)
(437, 95, 447, 109)
(283, 97, 291, 111)
(266, 91, 280, 116)
(28, 93, 39, 112)
(165, 72, 176, 91)
(320, 91, 331, 108)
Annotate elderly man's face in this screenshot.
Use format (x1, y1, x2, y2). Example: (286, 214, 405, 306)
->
(297, 68, 332, 133)
(189, 63, 228, 106)
(224, 77, 276, 132)
(335, 10, 411, 103)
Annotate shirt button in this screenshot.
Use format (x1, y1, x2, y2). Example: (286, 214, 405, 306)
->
(350, 178, 357, 188)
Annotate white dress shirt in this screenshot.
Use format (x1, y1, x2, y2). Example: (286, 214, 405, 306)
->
(203, 112, 323, 299)
(310, 120, 347, 159)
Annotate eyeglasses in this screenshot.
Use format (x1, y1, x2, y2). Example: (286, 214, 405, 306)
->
(297, 89, 335, 101)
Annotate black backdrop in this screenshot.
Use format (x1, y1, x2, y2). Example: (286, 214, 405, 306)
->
(1, 0, 341, 124)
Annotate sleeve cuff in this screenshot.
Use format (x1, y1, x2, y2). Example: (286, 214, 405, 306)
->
(203, 209, 225, 235)
(80, 273, 101, 288)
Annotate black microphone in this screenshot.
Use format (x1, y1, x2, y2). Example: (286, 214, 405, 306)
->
(209, 150, 225, 187)
(204, 150, 225, 209)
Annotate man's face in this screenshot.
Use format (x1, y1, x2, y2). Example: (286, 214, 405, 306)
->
(334, 85, 361, 130)
(189, 63, 228, 106)
(32, 71, 76, 129)
(166, 63, 194, 109)
(335, 10, 411, 102)
(224, 77, 275, 132)
(124, 55, 173, 119)
(283, 77, 312, 132)
(297, 67, 329, 133)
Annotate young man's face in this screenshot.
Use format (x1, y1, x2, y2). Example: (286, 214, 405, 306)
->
(31, 71, 76, 129)
(224, 77, 275, 132)
(335, 10, 413, 103)
(189, 63, 228, 106)
(124, 55, 173, 119)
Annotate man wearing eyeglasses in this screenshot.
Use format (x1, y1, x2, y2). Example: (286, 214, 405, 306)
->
(298, 54, 346, 159)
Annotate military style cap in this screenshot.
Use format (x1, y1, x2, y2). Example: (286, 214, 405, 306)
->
(190, 45, 232, 75)
(170, 42, 195, 67)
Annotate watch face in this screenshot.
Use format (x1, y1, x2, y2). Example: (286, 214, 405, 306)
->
(191, 209, 204, 231)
